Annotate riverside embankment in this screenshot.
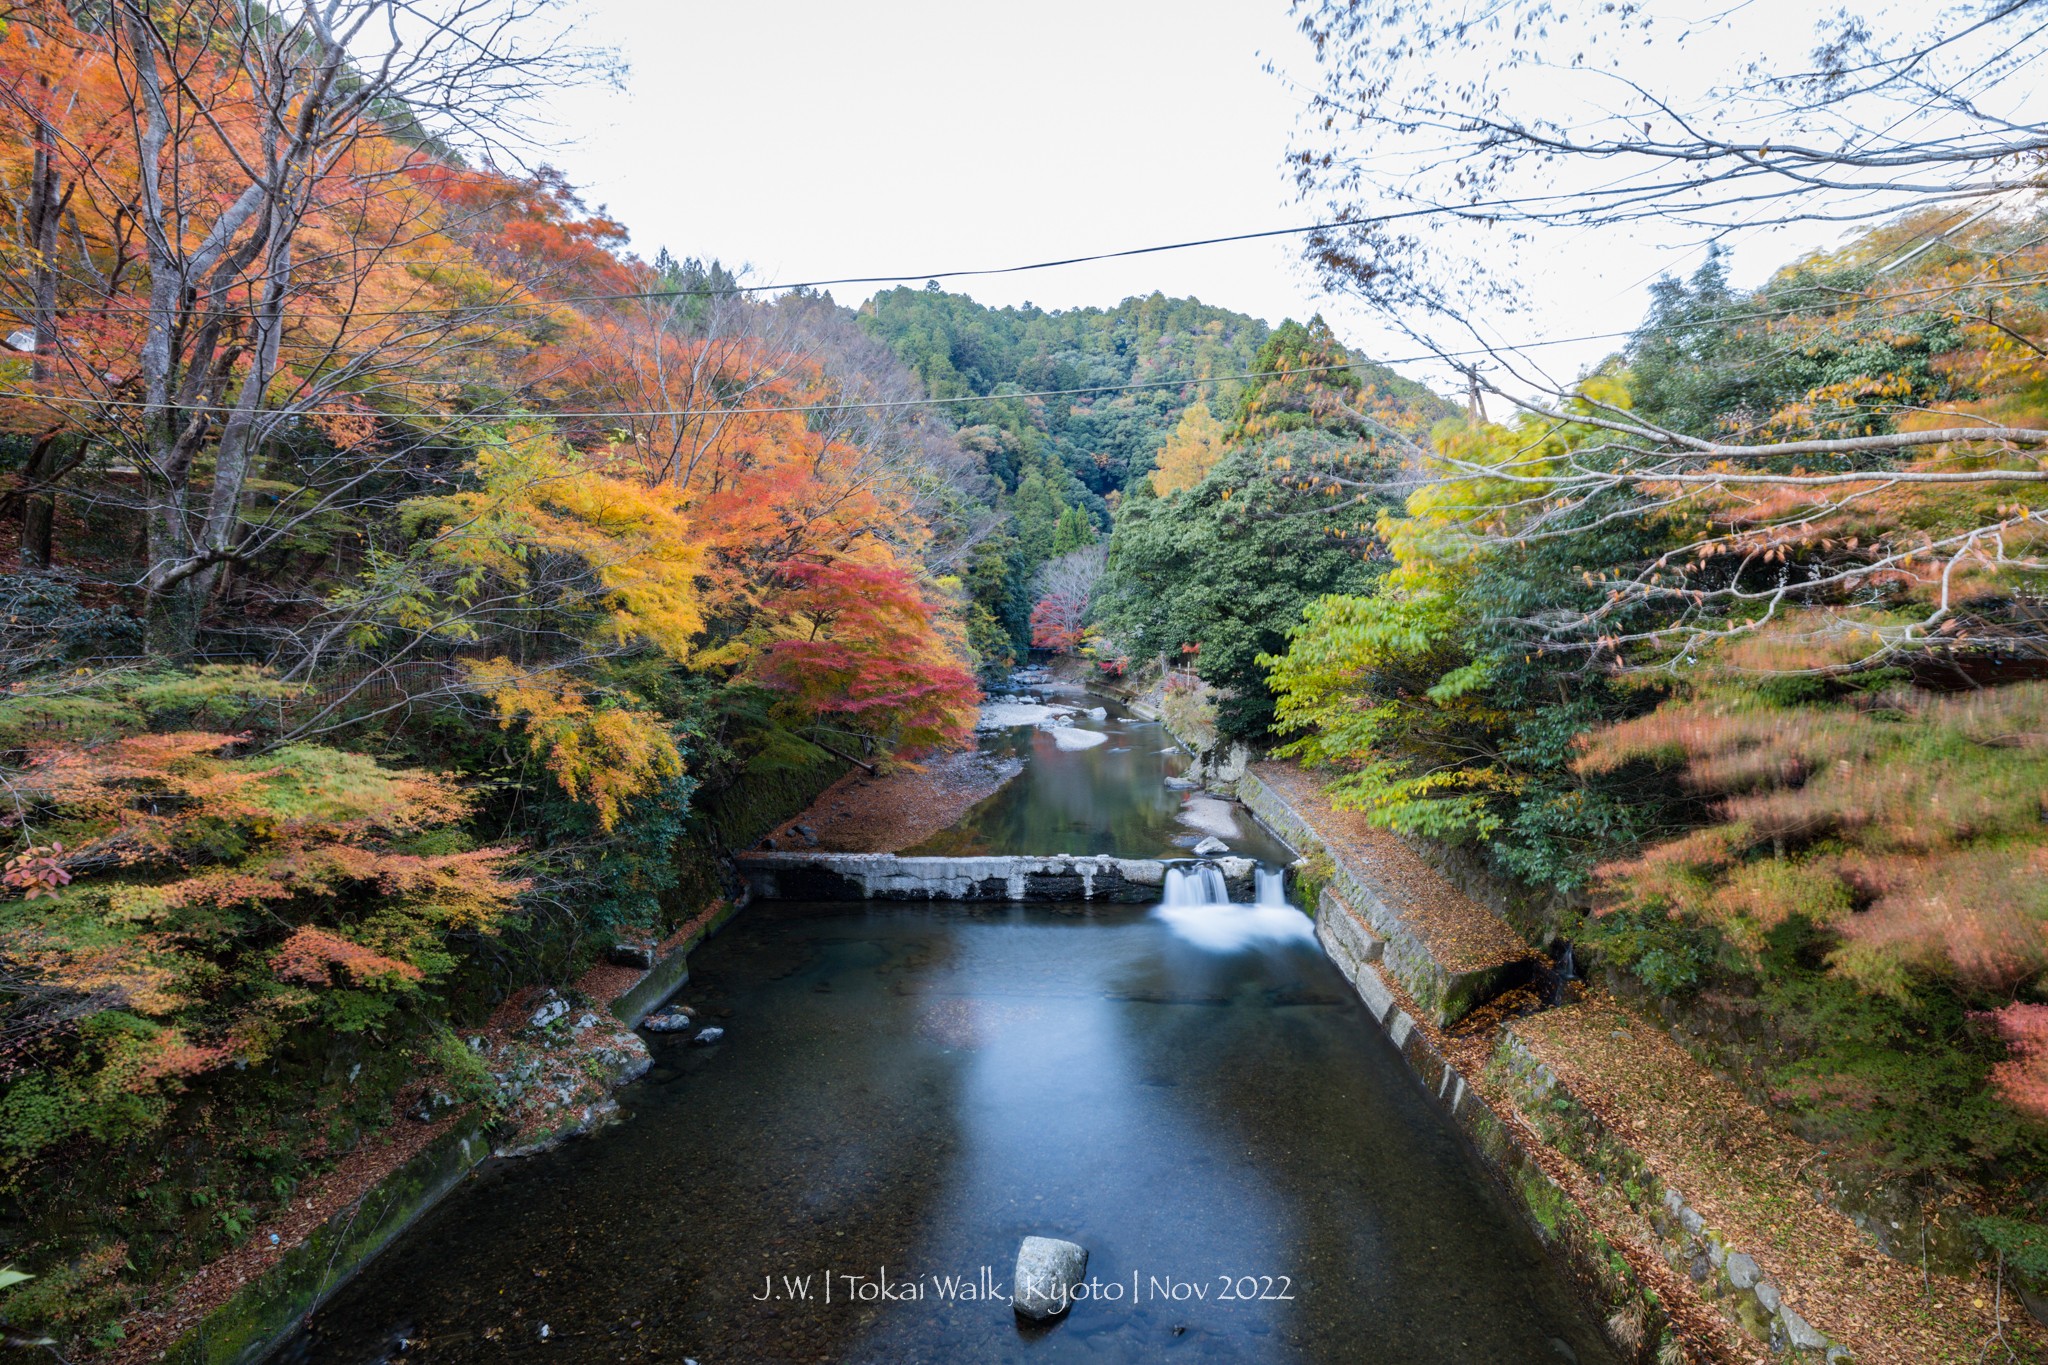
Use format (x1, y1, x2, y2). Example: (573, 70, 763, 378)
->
(1236, 758, 2043, 1365)
(1091, 667, 2039, 1362)
(126, 755, 848, 1365)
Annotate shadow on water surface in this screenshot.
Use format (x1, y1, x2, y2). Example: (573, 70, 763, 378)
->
(283, 898, 1612, 1365)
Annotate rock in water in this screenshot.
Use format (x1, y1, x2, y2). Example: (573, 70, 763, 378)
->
(1012, 1236, 1088, 1320)
(1192, 836, 1230, 856)
(690, 1026, 726, 1046)
(641, 1009, 694, 1034)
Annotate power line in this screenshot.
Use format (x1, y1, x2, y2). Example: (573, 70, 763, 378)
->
(6, 266, 2040, 422)
(8, 213, 1424, 322)
(0, 362, 1369, 420)
(0, 181, 1842, 323)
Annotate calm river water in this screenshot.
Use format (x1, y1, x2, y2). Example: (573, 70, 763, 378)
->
(282, 698, 1610, 1365)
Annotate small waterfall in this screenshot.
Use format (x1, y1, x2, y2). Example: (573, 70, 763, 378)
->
(1153, 863, 1315, 951)
(1542, 942, 1581, 1007)
(1162, 863, 1230, 906)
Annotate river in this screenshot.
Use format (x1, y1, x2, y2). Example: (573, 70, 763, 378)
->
(280, 695, 1611, 1364)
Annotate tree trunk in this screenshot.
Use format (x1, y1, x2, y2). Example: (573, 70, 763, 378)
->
(143, 491, 218, 659)
(144, 570, 216, 661)
(19, 493, 53, 569)
(13, 433, 83, 569)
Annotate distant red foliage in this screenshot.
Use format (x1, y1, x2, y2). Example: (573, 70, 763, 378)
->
(1989, 1004, 2048, 1123)
(1030, 589, 1087, 653)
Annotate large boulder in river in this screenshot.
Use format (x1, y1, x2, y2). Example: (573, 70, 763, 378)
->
(1013, 1236, 1089, 1320)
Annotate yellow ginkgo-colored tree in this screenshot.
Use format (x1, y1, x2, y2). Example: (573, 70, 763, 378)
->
(368, 425, 705, 828)
(1149, 401, 1229, 496)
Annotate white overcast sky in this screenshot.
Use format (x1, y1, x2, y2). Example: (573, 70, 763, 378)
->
(537, 0, 1879, 395)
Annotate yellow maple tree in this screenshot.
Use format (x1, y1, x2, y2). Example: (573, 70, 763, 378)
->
(1149, 402, 1229, 496)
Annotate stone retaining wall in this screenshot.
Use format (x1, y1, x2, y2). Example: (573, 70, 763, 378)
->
(1493, 1032, 1845, 1359)
(1307, 889, 1673, 1363)
(1239, 768, 1531, 1026)
(164, 1119, 497, 1365)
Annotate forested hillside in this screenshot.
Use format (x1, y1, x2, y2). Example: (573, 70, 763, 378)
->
(862, 290, 1444, 672)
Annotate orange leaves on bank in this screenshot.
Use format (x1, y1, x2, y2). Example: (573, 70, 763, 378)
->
(1990, 1004, 2048, 1124)
(1577, 685, 2048, 1002)
(0, 731, 523, 1106)
(270, 926, 426, 990)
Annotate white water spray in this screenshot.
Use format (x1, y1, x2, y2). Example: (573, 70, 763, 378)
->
(1162, 864, 1229, 906)
(1153, 864, 1316, 951)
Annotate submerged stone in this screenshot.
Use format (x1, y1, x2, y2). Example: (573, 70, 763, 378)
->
(1013, 1236, 1088, 1320)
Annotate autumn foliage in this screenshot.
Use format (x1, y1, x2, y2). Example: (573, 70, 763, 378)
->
(1030, 591, 1088, 652)
(1577, 685, 2048, 999)
(0, 720, 522, 1162)
(752, 559, 978, 753)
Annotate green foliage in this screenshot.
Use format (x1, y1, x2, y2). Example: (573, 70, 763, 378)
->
(1630, 248, 1965, 445)
(1262, 399, 1669, 861)
(0, 568, 140, 676)
(1094, 431, 1391, 739)
(1973, 1216, 2048, 1280)
(862, 286, 1270, 501)
(1050, 505, 1097, 554)
(127, 665, 307, 725)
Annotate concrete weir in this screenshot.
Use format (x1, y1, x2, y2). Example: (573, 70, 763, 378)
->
(735, 852, 1257, 903)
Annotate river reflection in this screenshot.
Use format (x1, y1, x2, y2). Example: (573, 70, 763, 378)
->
(285, 902, 1612, 1365)
(904, 695, 1296, 865)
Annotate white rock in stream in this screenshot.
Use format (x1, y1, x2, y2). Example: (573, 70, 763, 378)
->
(978, 701, 1072, 729)
(1176, 794, 1244, 839)
(1013, 1236, 1089, 1320)
(1050, 726, 1108, 750)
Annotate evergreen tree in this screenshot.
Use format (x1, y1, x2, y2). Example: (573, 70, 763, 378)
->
(1010, 461, 1068, 563)
(1050, 505, 1097, 554)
